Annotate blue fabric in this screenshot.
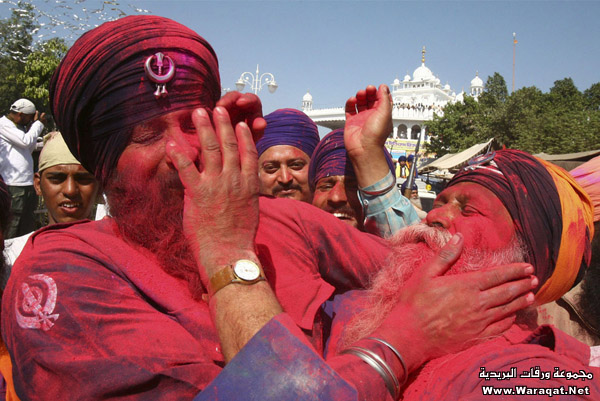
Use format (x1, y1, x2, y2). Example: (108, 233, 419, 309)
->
(256, 109, 320, 158)
(195, 317, 357, 401)
(359, 171, 419, 238)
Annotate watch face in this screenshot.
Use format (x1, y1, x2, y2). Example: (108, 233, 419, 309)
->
(233, 260, 261, 281)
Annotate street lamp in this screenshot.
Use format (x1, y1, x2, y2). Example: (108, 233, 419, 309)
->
(235, 64, 278, 95)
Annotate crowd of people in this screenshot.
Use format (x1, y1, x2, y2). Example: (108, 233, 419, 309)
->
(0, 14, 599, 400)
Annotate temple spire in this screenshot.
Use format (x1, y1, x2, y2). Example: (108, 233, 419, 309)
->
(421, 46, 426, 64)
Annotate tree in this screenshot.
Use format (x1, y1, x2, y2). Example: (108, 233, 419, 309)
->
(0, 1, 37, 112)
(584, 82, 600, 111)
(479, 72, 508, 107)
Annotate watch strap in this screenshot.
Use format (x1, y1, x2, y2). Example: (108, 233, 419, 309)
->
(208, 261, 265, 298)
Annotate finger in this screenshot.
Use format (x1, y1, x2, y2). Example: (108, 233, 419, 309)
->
(166, 140, 200, 187)
(485, 292, 535, 326)
(478, 275, 538, 310)
(213, 106, 240, 171)
(236, 121, 258, 178)
(193, 108, 222, 175)
(478, 315, 516, 340)
(355, 89, 368, 112)
(215, 91, 241, 110)
(474, 263, 534, 291)
(419, 233, 463, 278)
(377, 85, 392, 115)
(345, 96, 358, 117)
(365, 85, 378, 108)
(250, 117, 266, 143)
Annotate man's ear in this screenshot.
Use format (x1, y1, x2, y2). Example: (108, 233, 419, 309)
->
(33, 172, 43, 196)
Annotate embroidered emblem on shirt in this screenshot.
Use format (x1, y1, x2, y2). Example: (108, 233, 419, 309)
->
(15, 274, 59, 331)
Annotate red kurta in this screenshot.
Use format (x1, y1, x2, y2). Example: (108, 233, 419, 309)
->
(2, 197, 390, 400)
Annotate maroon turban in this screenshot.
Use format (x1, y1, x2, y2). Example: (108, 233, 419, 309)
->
(50, 15, 220, 185)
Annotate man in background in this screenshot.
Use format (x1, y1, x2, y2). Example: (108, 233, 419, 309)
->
(256, 108, 319, 203)
(0, 99, 46, 238)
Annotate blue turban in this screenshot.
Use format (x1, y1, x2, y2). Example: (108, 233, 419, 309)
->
(400, 180, 418, 193)
(398, 155, 407, 162)
(256, 109, 320, 158)
(407, 154, 415, 162)
(309, 129, 395, 190)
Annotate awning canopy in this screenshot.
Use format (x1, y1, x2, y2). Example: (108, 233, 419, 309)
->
(419, 138, 499, 178)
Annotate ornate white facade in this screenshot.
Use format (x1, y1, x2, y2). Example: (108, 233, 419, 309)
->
(302, 47, 484, 142)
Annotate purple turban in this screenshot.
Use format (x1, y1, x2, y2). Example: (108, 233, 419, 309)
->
(256, 109, 320, 158)
(50, 15, 220, 185)
(308, 129, 395, 190)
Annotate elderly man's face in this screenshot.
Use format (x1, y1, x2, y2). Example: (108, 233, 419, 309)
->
(426, 182, 515, 253)
(34, 164, 99, 224)
(258, 145, 312, 203)
(115, 108, 201, 189)
(312, 175, 363, 230)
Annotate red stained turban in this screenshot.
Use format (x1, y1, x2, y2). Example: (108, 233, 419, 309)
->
(449, 149, 594, 304)
(49, 15, 220, 185)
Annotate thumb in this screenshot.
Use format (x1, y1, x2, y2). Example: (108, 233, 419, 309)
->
(421, 233, 464, 278)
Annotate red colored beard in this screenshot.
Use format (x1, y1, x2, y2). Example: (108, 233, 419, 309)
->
(105, 169, 205, 300)
(340, 223, 526, 349)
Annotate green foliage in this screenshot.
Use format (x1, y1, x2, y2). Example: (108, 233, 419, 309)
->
(0, 2, 68, 115)
(428, 72, 600, 156)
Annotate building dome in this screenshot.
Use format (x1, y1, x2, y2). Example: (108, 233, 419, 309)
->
(471, 73, 483, 88)
(303, 91, 313, 102)
(393, 78, 400, 85)
(413, 64, 434, 82)
(403, 73, 411, 82)
(444, 83, 451, 91)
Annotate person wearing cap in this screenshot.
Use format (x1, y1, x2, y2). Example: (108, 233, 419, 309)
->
(309, 129, 417, 232)
(2, 131, 100, 285)
(0, 99, 47, 238)
(256, 108, 320, 203)
(1, 16, 536, 400)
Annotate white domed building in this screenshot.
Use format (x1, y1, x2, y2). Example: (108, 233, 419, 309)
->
(302, 47, 484, 156)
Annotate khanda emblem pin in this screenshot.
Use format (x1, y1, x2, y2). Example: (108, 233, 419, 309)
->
(144, 52, 175, 99)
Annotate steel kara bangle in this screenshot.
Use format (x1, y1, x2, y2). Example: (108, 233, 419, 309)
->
(341, 346, 400, 401)
(366, 337, 409, 387)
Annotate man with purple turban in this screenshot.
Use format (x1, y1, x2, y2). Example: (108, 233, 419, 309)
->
(256, 108, 320, 203)
(1, 16, 537, 400)
(309, 129, 417, 232)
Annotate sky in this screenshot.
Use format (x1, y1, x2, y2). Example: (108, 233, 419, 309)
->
(3, 0, 600, 120)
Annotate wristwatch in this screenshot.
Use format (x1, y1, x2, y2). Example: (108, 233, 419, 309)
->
(209, 259, 266, 297)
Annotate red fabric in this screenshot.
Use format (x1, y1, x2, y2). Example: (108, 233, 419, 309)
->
(401, 324, 600, 400)
(2, 197, 388, 399)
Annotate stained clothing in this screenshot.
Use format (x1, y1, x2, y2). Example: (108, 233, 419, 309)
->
(401, 324, 600, 400)
(360, 171, 419, 238)
(325, 291, 600, 400)
(2, 197, 392, 400)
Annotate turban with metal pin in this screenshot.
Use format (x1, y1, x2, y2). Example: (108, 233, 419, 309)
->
(448, 149, 594, 305)
(308, 129, 395, 191)
(49, 15, 220, 185)
(256, 109, 320, 159)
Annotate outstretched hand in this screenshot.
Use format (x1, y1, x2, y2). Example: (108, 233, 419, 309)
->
(344, 84, 395, 187)
(344, 84, 393, 159)
(166, 106, 260, 283)
(217, 91, 266, 143)
(372, 233, 536, 372)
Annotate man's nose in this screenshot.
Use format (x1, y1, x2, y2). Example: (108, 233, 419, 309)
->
(277, 167, 293, 184)
(327, 181, 347, 206)
(63, 177, 79, 197)
(426, 203, 456, 229)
